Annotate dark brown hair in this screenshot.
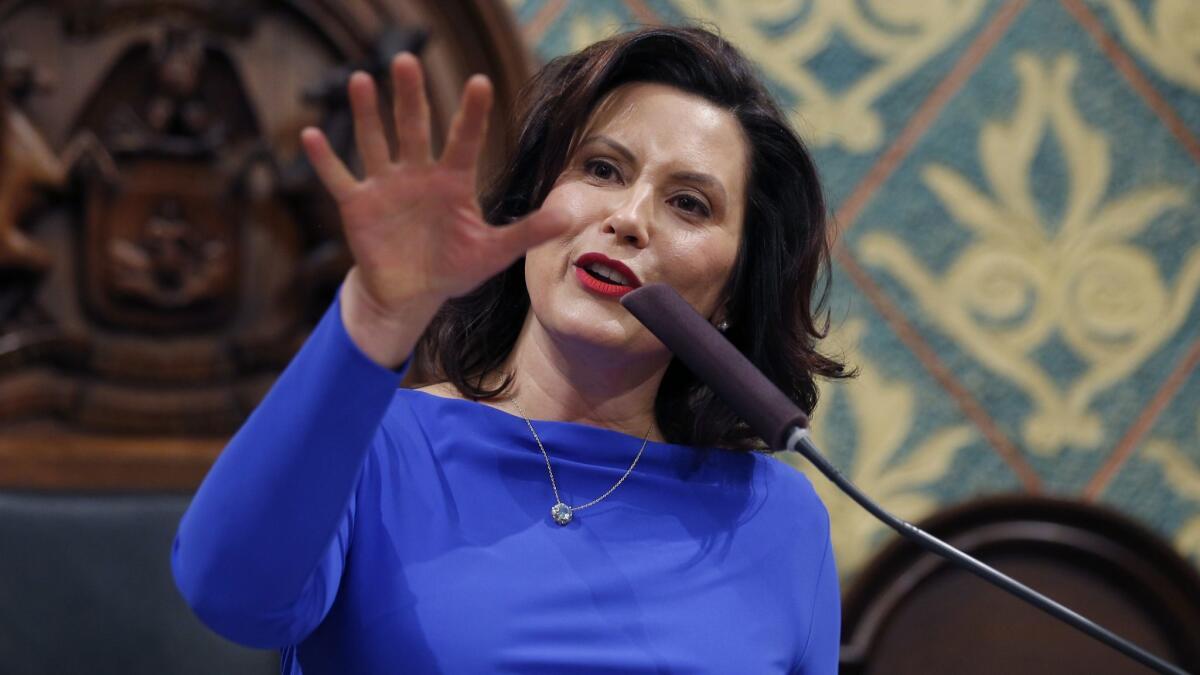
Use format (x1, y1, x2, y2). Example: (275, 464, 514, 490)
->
(417, 25, 851, 450)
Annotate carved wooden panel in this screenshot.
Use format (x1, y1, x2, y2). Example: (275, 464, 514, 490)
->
(0, 0, 532, 489)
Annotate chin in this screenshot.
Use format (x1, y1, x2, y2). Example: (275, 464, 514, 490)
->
(538, 300, 633, 348)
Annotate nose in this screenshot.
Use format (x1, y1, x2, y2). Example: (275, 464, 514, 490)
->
(602, 183, 653, 248)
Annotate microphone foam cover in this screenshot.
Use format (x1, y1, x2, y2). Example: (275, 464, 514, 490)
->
(621, 284, 809, 449)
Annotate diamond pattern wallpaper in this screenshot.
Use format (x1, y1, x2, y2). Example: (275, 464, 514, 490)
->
(505, 0, 1200, 582)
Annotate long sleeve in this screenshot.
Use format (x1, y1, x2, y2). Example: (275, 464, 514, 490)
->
(171, 293, 408, 648)
(795, 523, 841, 674)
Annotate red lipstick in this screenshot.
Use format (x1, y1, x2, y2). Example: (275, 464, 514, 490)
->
(574, 252, 642, 298)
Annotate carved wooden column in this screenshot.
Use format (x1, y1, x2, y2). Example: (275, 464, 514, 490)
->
(0, 0, 532, 489)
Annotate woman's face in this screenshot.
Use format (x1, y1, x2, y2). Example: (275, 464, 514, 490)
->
(524, 82, 749, 359)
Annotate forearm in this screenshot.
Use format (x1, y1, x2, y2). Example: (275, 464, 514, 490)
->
(171, 284, 419, 642)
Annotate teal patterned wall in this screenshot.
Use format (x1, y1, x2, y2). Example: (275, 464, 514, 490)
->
(506, 0, 1200, 582)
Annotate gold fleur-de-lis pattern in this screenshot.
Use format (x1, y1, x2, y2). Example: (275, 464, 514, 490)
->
(508, 0, 1200, 580)
(861, 53, 1199, 456)
(668, 0, 988, 152)
(1095, 0, 1200, 93)
(1145, 433, 1200, 564)
(780, 320, 977, 577)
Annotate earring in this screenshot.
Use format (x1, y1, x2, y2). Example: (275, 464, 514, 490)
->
(716, 320, 730, 332)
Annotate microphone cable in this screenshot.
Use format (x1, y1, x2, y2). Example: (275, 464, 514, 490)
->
(622, 283, 1191, 675)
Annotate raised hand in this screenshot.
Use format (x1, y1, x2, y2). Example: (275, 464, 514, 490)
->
(300, 54, 568, 367)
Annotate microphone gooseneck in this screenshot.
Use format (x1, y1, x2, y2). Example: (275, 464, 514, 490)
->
(620, 283, 1190, 675)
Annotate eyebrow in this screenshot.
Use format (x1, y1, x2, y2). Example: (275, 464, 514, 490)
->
(585, 135, 636, 164)
(582, 134, 728, 204)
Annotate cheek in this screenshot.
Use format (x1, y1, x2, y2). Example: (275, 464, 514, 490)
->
(523, 236, 567, 297)
(523, 187, 586, 293)
(541, 182, 597, 227)
(660, 230, 741, 308)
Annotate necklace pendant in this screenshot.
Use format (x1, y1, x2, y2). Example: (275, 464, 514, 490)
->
(550, 502, 574, 526)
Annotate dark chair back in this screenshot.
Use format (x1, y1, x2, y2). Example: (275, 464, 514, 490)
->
(841, 496, 1200, 674)
(0, 491, 277, 675)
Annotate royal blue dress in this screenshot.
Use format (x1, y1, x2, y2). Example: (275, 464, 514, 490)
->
(171, 294, 840, 673)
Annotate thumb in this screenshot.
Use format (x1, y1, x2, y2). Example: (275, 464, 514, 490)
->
(492, 206, 572, 259)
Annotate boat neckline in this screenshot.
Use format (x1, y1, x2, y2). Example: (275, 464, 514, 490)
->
(402, 387, 709, 452)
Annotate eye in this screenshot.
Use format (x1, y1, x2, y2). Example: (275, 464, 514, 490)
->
(584, 158, 622, 183)
(670, 193, 711, 218)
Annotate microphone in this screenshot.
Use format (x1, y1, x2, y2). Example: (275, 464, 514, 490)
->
(616, 282, 807, 449)
(621, 283, 1189, 675)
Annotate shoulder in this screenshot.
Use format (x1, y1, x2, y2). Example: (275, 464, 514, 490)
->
(371, 387, 443, 453)
(750, 452, 831, 538)
(362, 386, 467, 487)
(385, 383, 466, 422)
(380, 384, 499, 440)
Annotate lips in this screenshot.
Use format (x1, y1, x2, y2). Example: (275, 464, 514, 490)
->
(574, 252, 642, 298)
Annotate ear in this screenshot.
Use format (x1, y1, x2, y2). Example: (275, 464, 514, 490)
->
(713, 292, 735, 321)
(710, 304, 730, 330)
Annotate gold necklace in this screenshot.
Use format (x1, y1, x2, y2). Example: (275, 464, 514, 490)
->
(511, 399, 651, 526)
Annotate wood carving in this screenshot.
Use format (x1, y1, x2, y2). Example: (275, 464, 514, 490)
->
(0, 48, 60, 272)
(75, 25, 257, 330)
(0, 0, 533, 489)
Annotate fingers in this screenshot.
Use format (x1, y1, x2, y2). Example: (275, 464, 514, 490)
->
(441, 75, 493, 174)
(348, 72, 392, 176)
(492, 206, 572, 259)
(300, 127, 356, 201)
(391, 53, 432, 164)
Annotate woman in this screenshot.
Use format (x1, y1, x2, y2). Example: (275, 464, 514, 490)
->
(173, 26, 847, 673)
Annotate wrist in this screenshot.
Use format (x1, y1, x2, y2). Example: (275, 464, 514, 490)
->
(339, 268, 444, 369)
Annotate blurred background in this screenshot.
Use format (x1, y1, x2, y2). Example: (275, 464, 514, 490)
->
(1, 0, 1198, 673)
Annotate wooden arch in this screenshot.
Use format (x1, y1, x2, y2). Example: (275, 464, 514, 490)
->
(840, 496, 1200, 674)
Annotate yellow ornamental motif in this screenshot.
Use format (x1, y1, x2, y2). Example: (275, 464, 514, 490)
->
(1098, 0, 1200, 92)
(1143, 418, 1200, 564)
(780, 320, 974, 579)
(860, 53, 1200, 455)
(669, 0, 986, 152)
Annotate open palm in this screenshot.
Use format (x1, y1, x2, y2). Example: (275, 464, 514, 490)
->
(301, 54, 566, 318)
